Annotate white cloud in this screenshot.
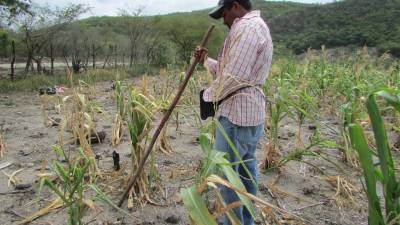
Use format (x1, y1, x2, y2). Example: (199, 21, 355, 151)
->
(32, 0, 335, 18)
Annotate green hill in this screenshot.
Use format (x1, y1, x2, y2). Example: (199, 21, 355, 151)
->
(268, 0, 400, 56)
(76, 0, 400, 57)
(1, 0, 399, 65)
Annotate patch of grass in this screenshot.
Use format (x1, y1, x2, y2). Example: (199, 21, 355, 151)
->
(0, 66, 160, 93)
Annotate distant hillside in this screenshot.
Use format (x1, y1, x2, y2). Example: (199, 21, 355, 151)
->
(76, 0, 399, 57)
(2, 0, 398, 67)
(76, 0, 310, 56)
(269, 0, 400, 56)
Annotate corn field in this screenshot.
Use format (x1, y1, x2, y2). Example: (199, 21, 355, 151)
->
(0, 48, 399, 225)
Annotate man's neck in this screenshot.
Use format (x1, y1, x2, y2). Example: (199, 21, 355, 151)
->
(237, 10, 250, 18)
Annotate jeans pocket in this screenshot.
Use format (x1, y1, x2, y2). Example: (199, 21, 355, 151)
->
(237, 125, 264, 145)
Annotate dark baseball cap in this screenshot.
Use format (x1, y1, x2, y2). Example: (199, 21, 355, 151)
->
(209, 0, 248, 19)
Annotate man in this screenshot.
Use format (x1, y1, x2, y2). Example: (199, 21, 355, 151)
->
(195, 0, 273, 224)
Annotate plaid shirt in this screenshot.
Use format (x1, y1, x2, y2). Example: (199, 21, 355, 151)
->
(203, 10, 273, 126)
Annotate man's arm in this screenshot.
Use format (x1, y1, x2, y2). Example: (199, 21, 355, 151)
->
(203, 25, 261, 102)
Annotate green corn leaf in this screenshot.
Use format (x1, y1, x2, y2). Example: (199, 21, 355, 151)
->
(44, 178, 69, 204)
(37, 177, 46, 201)
(374, 89, 400, 112)
(53, 145, 70, 164)
(199, 133, 213, 155)
(349, 123, 384, 225)
(212, 155, 256, 219)
(367, 94, 398, 217)
(181, 186, 218, 225)
(53, 162, 69, 185)
(214, 120, 256, 187)
(375, 169, 384, 183)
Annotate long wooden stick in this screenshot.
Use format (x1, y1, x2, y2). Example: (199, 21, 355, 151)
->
(118, 25, 215, 207)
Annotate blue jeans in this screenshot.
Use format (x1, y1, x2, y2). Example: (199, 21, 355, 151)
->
(215, 116, 264, 225)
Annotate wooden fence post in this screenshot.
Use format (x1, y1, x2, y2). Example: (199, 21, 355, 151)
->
(10, 40, 15, 81)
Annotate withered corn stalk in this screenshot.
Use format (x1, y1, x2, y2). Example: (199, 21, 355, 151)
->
(0, 134, 5, 159)
(59, 89, 99, 176)
(118, 25, 215, 207)
(126, 88, 157, 205)
(112, 81, 125, 147)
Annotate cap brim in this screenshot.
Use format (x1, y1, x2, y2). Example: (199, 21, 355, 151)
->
(209, 5, 224, 19)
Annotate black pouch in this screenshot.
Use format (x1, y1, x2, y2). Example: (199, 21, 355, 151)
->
(199, 90, 217, 120)
(199, 86, 252, 120)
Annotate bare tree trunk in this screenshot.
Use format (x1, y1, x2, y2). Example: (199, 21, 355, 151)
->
(25, 52, 33, 73)
(30, 61, 34, 73)
(84, 51, 90, 71)
(114, 45, 117, 69)
(92, 44, 96, 69)
(64, 55, 71, 71)
(103, 54, 110, 69)
(10, 40, 15, 81)
(122, 54, 125, 68)
(34, 57, 43, 74)
(129, 46, 134, 67)
(50, 43, 54, 75)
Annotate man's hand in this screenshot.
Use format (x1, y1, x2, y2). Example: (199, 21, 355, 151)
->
(193, 46, 208, 64)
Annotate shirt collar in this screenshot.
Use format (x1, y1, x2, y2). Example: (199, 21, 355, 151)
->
(232, 10, 260, 27)
(241, 10, 261, 19)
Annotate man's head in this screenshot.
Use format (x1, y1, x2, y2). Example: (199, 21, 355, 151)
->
(209, 0, 252, 28)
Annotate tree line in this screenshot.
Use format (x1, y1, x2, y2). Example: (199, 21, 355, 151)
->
(1, 0, 399, 80)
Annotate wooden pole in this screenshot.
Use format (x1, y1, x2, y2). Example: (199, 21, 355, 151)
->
(50, 43, 54, 75)
(10, 40, 15, 81)
(117, 25, 215, 207)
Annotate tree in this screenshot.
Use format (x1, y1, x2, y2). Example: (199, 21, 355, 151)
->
(15, 3, 89, 73)
(0, 28, 9, 57)
(118, 6, 147, 67)
(0, 0, 30, 25)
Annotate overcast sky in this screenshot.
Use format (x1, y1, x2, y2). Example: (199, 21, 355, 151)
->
(33, 0, 335, 18)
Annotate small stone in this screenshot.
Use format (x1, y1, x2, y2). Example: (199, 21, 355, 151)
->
(302, 187, 315, 196)
(165, 215, 180, 224)
(308, 125, 317, 130)
(15, 184, 32, 190)
(24, 126, 28, 130)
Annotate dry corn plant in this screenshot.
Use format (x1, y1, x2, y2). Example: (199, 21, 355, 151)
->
(325, 175, 360, 209)
(63, 93, 96, 156)
(141, 75, 150, 97)
(182, 132, 304, 225)
(182, 175, 304, 225)
(111, 81, 125, 147)
(157, 126, 173, 155)
(3, 168, 24, 187)
(125, 87, 159, 206)
(261, 80, 289, 170)
(260, 206, 306, 225)
(58, 88, 102, 177)
(0, 133, 5, 159)
(157, 69, 182, 132)
(111, 113, 124, 146)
